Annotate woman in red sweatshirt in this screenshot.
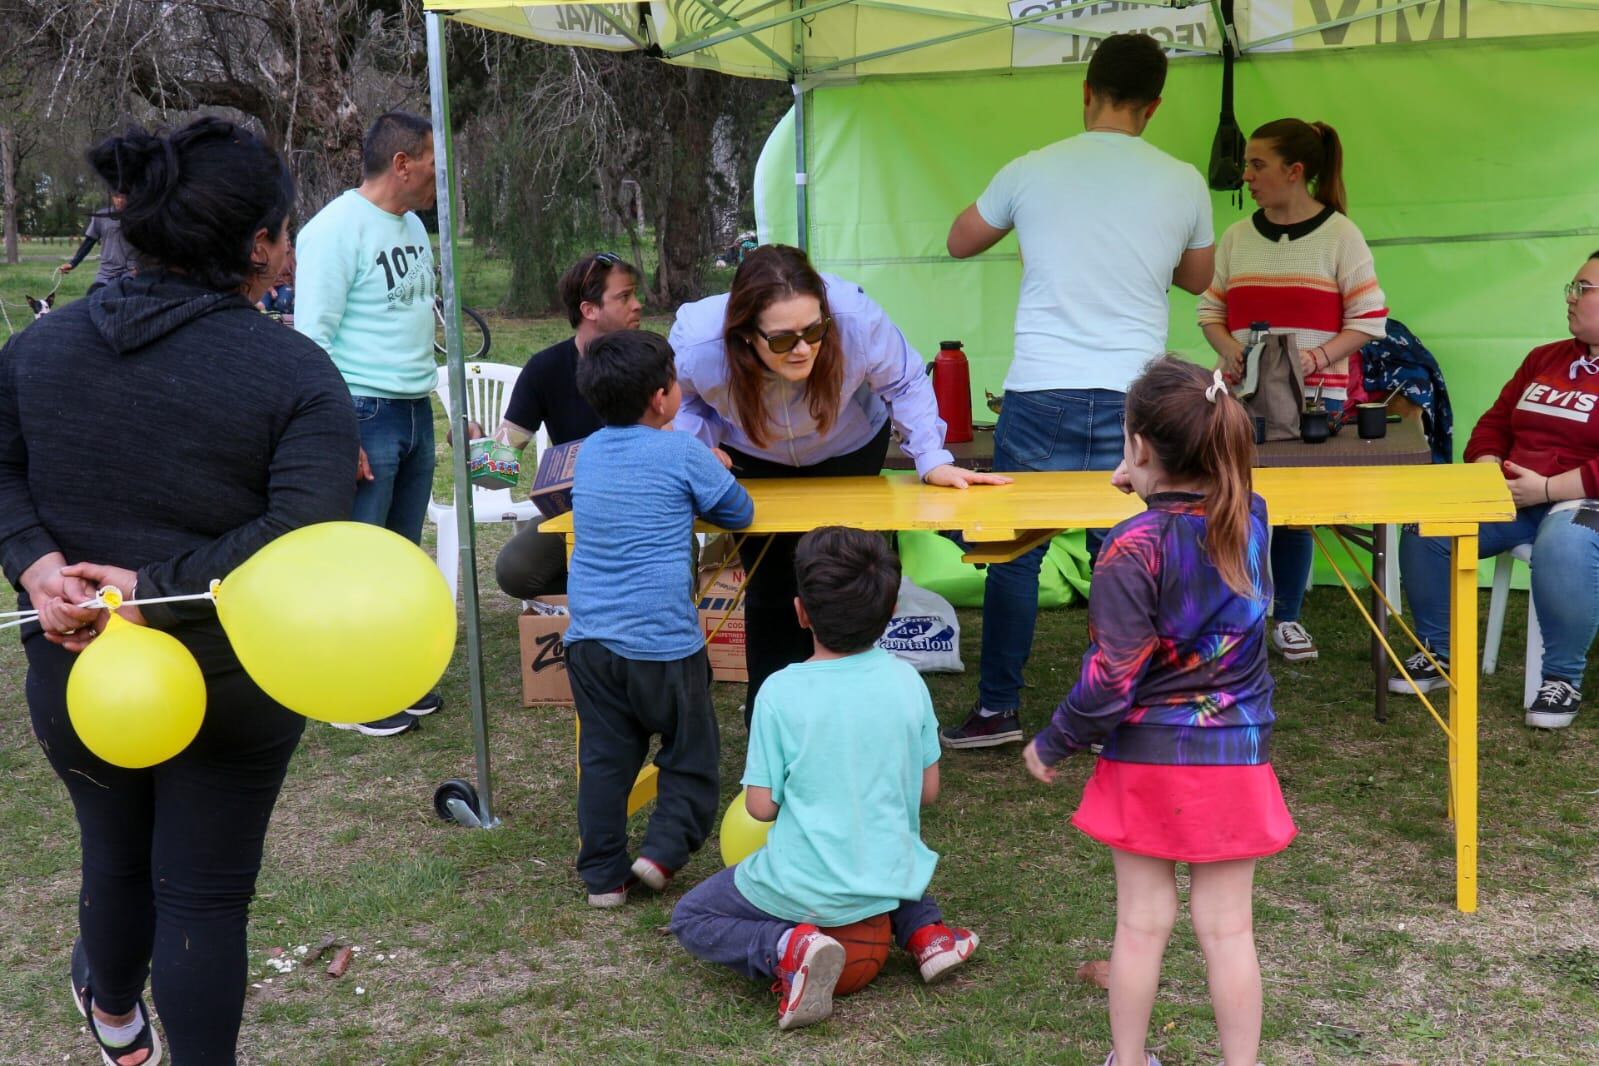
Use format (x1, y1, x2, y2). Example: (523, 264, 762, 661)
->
(1396, 251, 1599, 729)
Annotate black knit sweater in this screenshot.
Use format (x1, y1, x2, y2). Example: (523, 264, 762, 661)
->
(0, 272, 358, 653)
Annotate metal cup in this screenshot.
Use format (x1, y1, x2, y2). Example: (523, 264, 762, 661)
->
(1356, 402, 1388, 439)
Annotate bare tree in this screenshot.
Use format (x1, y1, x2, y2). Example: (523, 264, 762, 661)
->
(5, 0, 426, 212)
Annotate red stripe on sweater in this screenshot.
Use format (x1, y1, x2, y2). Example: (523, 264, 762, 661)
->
(1224, 285, 1344, 334)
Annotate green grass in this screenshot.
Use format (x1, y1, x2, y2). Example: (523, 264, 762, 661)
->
(5, 253, 1599, 1062)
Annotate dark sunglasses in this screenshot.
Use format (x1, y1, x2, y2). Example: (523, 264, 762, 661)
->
(580, 252, 623, 300)
(755, 316, 831, 354)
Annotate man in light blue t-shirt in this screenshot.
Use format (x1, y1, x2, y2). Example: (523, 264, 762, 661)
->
(942, 33, 1216, 751)
(296, 110, 439, 737)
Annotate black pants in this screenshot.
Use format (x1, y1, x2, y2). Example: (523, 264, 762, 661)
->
(723, 422, 892, 723)
(26, 632, 304, 1065)
(567, 641, 720, 892)
(494, 519, 568, 599)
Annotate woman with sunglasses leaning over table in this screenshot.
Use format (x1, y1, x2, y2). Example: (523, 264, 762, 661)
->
(1394, 252, 1599, 731)
(669, 244, 1010, 722)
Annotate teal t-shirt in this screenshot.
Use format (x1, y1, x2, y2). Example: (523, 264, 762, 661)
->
(294, 190, 437, 399)
(735, 648, 942, 926)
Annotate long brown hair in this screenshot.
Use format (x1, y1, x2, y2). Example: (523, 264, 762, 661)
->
(721, 245, 844, 449)
(1252, 118, 1346, 215)
(1124, 357, 1259, 598)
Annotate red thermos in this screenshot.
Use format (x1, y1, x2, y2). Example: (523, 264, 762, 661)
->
(930, 340, 973, 444)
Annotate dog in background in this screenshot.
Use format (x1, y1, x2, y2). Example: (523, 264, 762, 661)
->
(26, 293, 55, 319)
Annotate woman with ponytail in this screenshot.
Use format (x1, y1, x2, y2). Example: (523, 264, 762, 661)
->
(1022, 357, 1294, 1066)
(0, 118, 358, 1063)
(1197, 117, 1388, 664)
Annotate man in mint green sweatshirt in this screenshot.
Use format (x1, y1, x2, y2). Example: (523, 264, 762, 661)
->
(296, 110, 441, 737)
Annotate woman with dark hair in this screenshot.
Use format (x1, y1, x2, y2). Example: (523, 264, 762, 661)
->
(669, 245, 1009, 718)
(1395, 251, 1599, 730)
(1197, 118, 1388, 665)
(0, 117, 359, 1063)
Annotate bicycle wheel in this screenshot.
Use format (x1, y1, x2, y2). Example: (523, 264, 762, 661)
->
(434, 304, 491, 361)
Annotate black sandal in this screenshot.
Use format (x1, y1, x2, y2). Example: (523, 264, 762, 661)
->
(69, 939, 163, 1066)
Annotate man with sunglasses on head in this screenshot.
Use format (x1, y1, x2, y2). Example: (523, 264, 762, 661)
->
(493, 252, 643, 602)
(940, 33, 1215, 751)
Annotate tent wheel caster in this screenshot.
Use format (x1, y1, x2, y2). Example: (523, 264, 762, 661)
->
(434, 779, 483, 827)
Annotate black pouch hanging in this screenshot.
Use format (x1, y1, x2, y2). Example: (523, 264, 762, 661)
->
(1207, 1, 1246, 202)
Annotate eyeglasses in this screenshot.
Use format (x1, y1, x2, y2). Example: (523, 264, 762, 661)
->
(1565, 281, 1599, 301)
(755, 316, 831, 354)
(580, 252, 623, 302)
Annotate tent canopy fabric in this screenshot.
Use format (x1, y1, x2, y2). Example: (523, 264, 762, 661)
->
(428, 1, 1599, 83)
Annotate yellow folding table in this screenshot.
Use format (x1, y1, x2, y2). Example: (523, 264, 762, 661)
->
(545, 463, 1512, 912)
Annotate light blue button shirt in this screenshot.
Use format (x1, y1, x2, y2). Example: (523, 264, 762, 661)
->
(667, 275, 954, 479)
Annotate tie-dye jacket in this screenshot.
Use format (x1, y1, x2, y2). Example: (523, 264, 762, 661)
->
(1032, 491, 1275, 767)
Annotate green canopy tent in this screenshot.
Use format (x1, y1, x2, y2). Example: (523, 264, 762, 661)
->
(421, 0, 1599, 826)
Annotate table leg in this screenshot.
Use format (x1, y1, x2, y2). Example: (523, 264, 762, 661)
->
(1450, 533, 1479, 913)
(1373, 524, 1389, 724)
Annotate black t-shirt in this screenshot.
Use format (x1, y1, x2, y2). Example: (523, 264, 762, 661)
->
(502, 337, 602, 446)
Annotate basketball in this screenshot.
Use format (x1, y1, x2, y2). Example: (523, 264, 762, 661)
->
(821, 913, 892, 996)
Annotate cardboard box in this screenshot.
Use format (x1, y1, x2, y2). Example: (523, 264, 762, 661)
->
(697, 564, 748, 683)
(519, 595, 573, 706)
(530, 439, 582, 519)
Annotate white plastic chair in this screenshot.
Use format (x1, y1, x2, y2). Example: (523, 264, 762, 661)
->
(428, 363, 550, 601)
(1482, 543, 1540, 710)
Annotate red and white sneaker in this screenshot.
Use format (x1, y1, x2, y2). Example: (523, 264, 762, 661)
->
(907, 923, 979, 983)
(630, 856, 675, 892)
(771, 924, 844, 1031)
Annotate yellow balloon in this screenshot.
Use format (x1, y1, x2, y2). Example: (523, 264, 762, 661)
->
(66, 614, 206, 768)
(216, 522, 456, 724)
(719, 788, 773, 867)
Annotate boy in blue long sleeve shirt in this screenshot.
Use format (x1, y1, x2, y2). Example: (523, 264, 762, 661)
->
(567, 330, 754, 906)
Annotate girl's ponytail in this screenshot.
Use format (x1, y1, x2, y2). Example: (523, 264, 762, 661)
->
(1200, 383, 1259, 598)
(1124, 357, 1260, 599)
(1309, 120, 1347, 216)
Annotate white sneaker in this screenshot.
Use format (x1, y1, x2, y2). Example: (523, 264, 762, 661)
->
(1270, 620, 1319, 661)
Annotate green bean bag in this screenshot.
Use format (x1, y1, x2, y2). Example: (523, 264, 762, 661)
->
(896, 529, 1092, 609)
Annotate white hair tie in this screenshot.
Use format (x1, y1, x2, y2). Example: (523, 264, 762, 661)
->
(1205, 367, 1226, 403)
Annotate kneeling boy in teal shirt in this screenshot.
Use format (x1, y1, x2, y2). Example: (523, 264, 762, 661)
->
(670, 526, 978, 1030)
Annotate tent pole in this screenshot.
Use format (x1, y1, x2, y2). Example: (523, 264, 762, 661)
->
(426, 11, 499, 830)
(792, 82, 808, 251)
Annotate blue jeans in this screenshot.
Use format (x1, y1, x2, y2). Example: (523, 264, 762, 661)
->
(1270, 399, 1342, 624)
(1399, 503, 1599, 683)
(351, 395, 436, 545)
(670, 866, 943, 980)
(979, 388, 1126, 712)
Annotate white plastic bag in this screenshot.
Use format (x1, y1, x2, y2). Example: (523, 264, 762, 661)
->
(877, 576, 963, 673)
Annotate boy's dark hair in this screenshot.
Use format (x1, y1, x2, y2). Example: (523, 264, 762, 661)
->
(575, 329, 676, 425)
(794, 526, 900, 654)
(1085, 33, 1167, 109)
(361, 111, 432, 179)
(87, 117, 294, 294)
(558, 253, 640, 328)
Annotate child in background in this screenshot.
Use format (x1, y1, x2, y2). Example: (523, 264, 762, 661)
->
(1022, 357, 1295, 1066)
(566, 330, 754, 907)
(671, 526, 977, 1031)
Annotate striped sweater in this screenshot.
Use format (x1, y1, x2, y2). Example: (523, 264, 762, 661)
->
(1197, 207, 1388, 400)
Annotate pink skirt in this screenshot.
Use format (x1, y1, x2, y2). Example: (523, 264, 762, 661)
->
(1071, 758, 1296, 863)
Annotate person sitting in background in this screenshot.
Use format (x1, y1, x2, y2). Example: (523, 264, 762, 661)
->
(564, 329, 753, 907)
(1395, 251, 1599, 730)
(258, 242, 296, 323)
(60, 189, 138, 294)
(493, 252, 642, 602)
(671, 526, 977, 1032)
